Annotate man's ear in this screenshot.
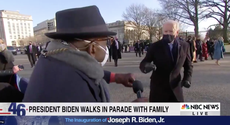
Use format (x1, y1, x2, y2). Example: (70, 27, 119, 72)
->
(87, 44, 96, 56)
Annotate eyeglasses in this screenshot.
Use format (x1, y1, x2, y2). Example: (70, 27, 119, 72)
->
(75, 38, 107, 51)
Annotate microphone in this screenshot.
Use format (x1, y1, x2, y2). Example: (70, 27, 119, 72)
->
(132, 80, 144, 98)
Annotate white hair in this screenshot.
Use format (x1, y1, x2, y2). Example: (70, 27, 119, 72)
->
(163, 20, 180, 31)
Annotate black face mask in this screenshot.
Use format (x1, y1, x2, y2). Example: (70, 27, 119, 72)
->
(163, 35, 175, 43)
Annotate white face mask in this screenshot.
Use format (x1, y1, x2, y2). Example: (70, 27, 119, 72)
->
(98, 46, 109, 66)
(72, 38, 109, 66)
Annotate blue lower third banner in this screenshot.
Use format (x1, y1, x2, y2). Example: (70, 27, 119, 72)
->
(0, 116, 229, 125)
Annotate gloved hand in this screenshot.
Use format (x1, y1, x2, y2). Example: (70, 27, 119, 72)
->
(143, 63, 156, 74)
(115, 73, 135, 87)
(182, 81, 191, 88)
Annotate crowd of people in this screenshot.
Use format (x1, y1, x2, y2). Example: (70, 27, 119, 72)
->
(185, 36, 225, 65)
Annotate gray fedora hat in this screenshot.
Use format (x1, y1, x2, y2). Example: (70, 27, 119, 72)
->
(45, 5, 116, 39)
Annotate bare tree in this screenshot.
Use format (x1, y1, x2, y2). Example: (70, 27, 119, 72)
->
(152, 14, 166, 41)
(207, 25, 223, 39)
(21, 36, 36, 45)
(159, 0, 207, 37)
(144, 8, 160, 41)
(123, 4, 147, 40)
(203, 0, 230, 43)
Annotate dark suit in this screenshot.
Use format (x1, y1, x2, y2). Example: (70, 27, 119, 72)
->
(196, 40, 203, 61)
(140, 39, 193, 102)
(186, 39, 195, 61)
(107, 40, 112, 62)
(207, 40, 214, 59)
(26, 44, 37, 67)
(111, 40, 121, 66)
(134, 42, 142, 57)
(36, 46, 42, 57)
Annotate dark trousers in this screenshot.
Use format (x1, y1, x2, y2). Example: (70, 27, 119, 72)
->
(209, 51, 214, 60)
(108, 49, 112, 62)
(136, 50, 141, 57)
(196, 52, 203, 61)
(114, 59, 118, 67)
(28, 53, 36, 67)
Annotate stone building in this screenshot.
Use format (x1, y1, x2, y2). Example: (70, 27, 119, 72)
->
(0, 10, 34, 46)
(106, 21, 150, 45)
(34, 19, 156, 45)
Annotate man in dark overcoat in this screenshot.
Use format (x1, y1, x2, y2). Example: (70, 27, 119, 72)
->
(134, 40, 142, 57)
(140, 20, 193, 102)
(110, 37, 121, 67)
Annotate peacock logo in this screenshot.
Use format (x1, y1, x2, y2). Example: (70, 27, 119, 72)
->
(181, 104, 190, 109)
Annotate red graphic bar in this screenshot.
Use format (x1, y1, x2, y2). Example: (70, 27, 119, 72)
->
(0, 113, 11, 114)
(0, 109, 2, 111)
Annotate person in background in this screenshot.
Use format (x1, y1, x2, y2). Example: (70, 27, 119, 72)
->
(192, 37, 197, 63)
(140, 41, 144, 55)
(186, 36, 195, 61)
(213, 37, 225, 65)
(202, 40, 208, 60)
(26, 41, 37, 68)
(0, 38, 23, 102)
(0, 39, 22, 76)
(107, 38, 112, 62)
(195, 37, 203, 62)
(207, 39, 214, 60)
(36, 43, 43, 58)
(134, 40, 142, 57)
(111, 37, 122, 67)
(124, 44, 128, 53)
(140, 20, 193, 102)
(23, 6, 146, 102)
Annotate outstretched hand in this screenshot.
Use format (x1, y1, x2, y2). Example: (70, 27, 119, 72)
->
(13, 65, 22, 74)
(115, 73, 135, 87)
(143, 63, 156, 74)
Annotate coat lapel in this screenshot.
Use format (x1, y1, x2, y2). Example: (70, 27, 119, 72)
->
(174, 40, 181, 65)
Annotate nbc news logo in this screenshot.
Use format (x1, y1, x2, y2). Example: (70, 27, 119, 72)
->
(181, 104, 190, 110)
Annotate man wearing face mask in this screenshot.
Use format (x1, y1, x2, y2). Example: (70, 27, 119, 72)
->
(26, 41, 37, 68)
(140, 20, 193, 102)
(23, 6, 146, 102)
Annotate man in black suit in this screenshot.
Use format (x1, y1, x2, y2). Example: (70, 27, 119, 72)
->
(26, 41, 37, 68)
(140, 20, 193, 102)
(186, 36, 195, 61)
(107, 38, 112, 62)
(134, 40, 142, 57)
(111, 37, 121, 67)
(36, 43, 43, 57)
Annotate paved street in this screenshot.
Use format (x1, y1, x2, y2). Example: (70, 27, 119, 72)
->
(14, 53, 230, 115)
